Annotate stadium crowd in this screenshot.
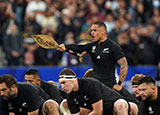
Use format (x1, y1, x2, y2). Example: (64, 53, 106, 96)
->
(0, 0, 160, 67)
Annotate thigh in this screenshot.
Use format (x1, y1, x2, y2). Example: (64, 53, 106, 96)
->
(39, 99, 60, 115)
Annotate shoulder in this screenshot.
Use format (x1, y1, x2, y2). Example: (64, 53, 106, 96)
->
(78, 78, 102, 89)
(18, 82, 36, 89)
(41, 80, 58, 90)
(18, 83, 39, 93)
(79, 77, 98, 84)
(107, 38, 121, 48)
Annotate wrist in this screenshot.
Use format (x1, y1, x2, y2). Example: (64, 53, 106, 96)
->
(118, 81, 122, 86)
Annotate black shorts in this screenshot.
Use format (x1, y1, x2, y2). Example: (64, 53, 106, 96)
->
(103, 99, 131, 115)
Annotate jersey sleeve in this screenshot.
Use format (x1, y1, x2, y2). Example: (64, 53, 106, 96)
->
(111, 43, 125, 61)
(24, 84, 45, 112)
(66, 43, 93, 53)
(0, 97, 9, 115)
(87, 79, 103, 104)
(46, 84, 62, 104)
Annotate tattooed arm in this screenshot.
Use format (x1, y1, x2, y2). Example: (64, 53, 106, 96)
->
(117, 57, 128, 85)
(113, 57, 128, 91)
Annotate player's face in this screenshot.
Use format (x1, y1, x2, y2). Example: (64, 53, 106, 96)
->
(59, 80, 74, 94)
(25, 75, 39, 85)
(132, 85, 141, 97)
(89, 24, 103, 42)
(138, 83, 153, 101)
(0, 83, 15, 100)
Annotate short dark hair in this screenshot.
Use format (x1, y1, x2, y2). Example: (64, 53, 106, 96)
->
(93, 21, 107, 30)
(25, 68, 40, 78)
(59, 68, 76, 76)
(0, 74, 17, 88)
(138, 75, 155, 85)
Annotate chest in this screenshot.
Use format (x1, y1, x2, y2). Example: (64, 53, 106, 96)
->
(90, 45, 115, 62)
(8, 98, 29, 114)
(144, 102, 160, 115)
(72, 94, 92, 109)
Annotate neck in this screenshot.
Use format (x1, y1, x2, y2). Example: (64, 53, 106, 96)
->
(98, 36, 107, 45)
(73, 79, 79, 92)
(14, 87, 18, 97)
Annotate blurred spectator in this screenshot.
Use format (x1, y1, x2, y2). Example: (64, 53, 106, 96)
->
(118, 14, 129, 32)
(60, 32, 78, 66)
(0, 0, 160, 66)
(86, 2, 105, 22)
(109, 19, 121, 42)
(117, 31, 135, 65)
(38, 5, 60, 34)
(128, 0, 137, 20)
(34, 46, 48, 66)
(25, 0, 47, 24)
(43, 29, 61, 66)
(104, 13, 115, 33)
(0, 0, 15, 46)
(23, 37, 48, 66)
(3, 23, 24, 66)
(118, 0, 127, 16)
(136, 26, 155, 65)
(134, 2, 147, 25)
(94, 0, 105, 14)
(154, 34, 160, 65)
(23, 20, 41, 35)
(11, 0, 27, 31)
(23, 37, 37, 66)
(57, 8, 76, 44)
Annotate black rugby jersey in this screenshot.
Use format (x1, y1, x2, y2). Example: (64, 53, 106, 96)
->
(139, 86, 160, 115)
(40, 80, 62, 104)
(5, 83, 48, 115)
(66, 38, 125, 88)
(67, 78, 124, 115)
(0, 97, 9, 115)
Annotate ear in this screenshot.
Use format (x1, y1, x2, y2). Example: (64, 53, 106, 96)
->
(102, 29, 106, 35)
(151, 85, 156, 93)
(12, 84, 16, 88)
(37, 78, 41, 86)
(10, 84, 16, 91)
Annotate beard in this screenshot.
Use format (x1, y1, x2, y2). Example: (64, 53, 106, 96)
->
(2, 90, 15, 100)
(145, 94, 153, 101)
(8, 90, 15, 99)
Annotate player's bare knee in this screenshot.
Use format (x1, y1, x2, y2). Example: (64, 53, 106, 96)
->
(114, 99, 128, 112)
(129, 102, 138, 115)
(45, 101, 59, 113)
(62, 100, 69, 109)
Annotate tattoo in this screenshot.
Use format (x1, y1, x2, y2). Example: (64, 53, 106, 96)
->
(117, 57, 128, 83)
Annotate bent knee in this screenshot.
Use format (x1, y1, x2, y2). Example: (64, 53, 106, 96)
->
(114, 99, 128, 112)
(129, 102, 138, 115)
(45, 100, 59, 112)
